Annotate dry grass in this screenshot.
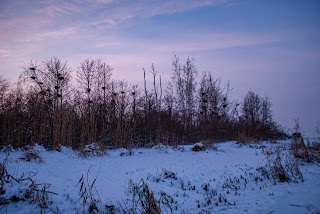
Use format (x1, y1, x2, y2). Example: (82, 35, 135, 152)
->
(307, 142, 320, 163)
(0, 157, 57, 211)
(80, 143, 106, 157)
(236, 131, 260, 144)
(76, 166, 101, 213)
(263, 147, 304, 183)
(121, 179, 161, 214)
(19, 150, 43, 163)
(261, 147, 303, 183)
(290, 133, 320, 163)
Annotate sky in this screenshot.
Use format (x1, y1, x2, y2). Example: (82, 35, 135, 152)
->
(0, 0, 319, 134)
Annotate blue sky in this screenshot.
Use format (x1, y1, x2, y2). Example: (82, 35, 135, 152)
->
(0, 0, 319, 133)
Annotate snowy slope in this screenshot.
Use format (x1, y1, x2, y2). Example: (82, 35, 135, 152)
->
(0, 141, 319, 213)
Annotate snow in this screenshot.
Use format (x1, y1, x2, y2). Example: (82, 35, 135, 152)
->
(1, 140, 319, 213)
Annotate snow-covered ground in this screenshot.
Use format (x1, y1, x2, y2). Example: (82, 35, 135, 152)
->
(1, 140, 319, 213)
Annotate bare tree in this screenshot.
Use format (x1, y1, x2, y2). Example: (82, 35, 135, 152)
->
(21, 57, 71, 110)
(1, 54, 286, 150)
(164, 81, 174, 119)
(77, 59, 98, 149)
(19, 57, 72, 148)
(261, 96, 273, 125)
(96, 59, 112, 105)
(240, 90, 279, 139)
(0, 75, 9, 107)
(242, 90, 262, 126)
(171, 54, 198, 133)
(183, 56, 198, 130)
(171, 54, 185, 119)
(43, 57, 71, 109)
(77, 59, 96, 106)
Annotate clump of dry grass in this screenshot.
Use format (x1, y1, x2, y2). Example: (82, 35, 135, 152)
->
(19, 150, 43, 163)
(289, 120, 320, 163)
(121, 179, 161, 214)
(291, 132, 308, 159)
(80, 143, 106, 157)
(272, 149, 289, 182)
(76, 166, 101, 214)
(0, 157, 57, 211)
(290, 132, 320, 163)
(307, 143, 320, 163)
(262, 147, 303, 183)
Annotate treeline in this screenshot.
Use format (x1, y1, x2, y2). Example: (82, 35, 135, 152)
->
(0, 55, 285, 150)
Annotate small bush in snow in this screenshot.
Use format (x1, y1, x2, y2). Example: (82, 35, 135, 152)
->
(81, 143, 106, 157)
(147, 168, 178, 183)
(19, 150, 43, 163)
(162, 168, 178, 180)
(192, 143, 206, 152)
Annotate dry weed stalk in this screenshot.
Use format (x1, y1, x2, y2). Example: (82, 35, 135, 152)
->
(121, 179, 161, 214)
(263, 147, 303, 183)
(76, 166, 101, 213)
(0, 157, 57, 211)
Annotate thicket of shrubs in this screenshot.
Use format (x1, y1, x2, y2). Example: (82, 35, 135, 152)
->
(0, 55, 286, 150)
